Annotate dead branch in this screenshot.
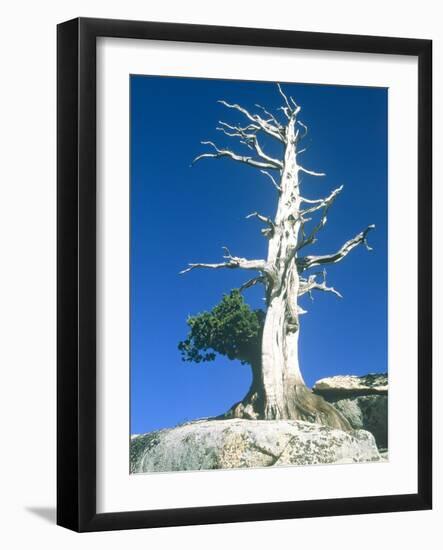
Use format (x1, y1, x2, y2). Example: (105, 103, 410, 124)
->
(300, 225, 375, 270)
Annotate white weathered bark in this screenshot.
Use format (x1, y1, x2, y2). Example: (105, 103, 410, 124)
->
(182, 85, 374, 429)
(260, 111, 304, 418)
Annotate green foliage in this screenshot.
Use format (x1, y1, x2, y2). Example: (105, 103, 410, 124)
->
(178, 290, 264, 366)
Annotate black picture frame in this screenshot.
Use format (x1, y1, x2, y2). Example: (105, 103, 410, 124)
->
(57, 17, 432, 532)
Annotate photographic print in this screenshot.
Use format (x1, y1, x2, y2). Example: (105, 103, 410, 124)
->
(130, 76, 388, 474)
(57, 19, 431, 530)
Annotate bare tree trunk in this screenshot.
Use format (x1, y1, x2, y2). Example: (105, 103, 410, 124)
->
(263, 117, 350, 429)
(260, 114, 302, 419)
(184, 85, 374, 431)
(224, 114, 350, 430)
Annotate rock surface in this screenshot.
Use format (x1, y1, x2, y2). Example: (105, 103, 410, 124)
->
(131, 419, 381, 473)
(312, 373, 388, 398)
(329, 395, 388, 449)
(313, 373, 388, 449)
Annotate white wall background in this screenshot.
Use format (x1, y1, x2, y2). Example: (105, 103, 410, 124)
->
(0, 1, 440, 547)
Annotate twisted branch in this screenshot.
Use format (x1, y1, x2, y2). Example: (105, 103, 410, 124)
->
(260, 170, 281, 192)
(298, 165, 326, 177)
(299, 270, 343, 299)
(297, 186, 344, 250)
(217, 100, 284, 142)
(301, 185, 344, 216)
(246, 211, 275, 238)
(299, 225, 375, 271)
(254, 104, 281, 128)
(192, 141, 281, 170)
(246, 211, 274, 227)
(180, 247, 267, 275)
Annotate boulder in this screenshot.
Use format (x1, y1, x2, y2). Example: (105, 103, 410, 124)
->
(312, 373, 388, 449)
(131, 418, 381, 473)
(312, 373, 388, 399)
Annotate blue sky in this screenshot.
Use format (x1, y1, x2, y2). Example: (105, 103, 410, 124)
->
(130, 76, 387, 435)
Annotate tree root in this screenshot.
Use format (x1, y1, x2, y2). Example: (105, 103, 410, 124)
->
(220, 383, 352, 432)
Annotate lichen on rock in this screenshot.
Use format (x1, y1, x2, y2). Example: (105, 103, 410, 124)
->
(130, 419, 381, 473)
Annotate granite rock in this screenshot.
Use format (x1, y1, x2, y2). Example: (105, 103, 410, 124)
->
(131, 418, 381, 473)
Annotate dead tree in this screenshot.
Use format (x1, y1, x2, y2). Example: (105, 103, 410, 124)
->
(181, 85, 374, 430)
